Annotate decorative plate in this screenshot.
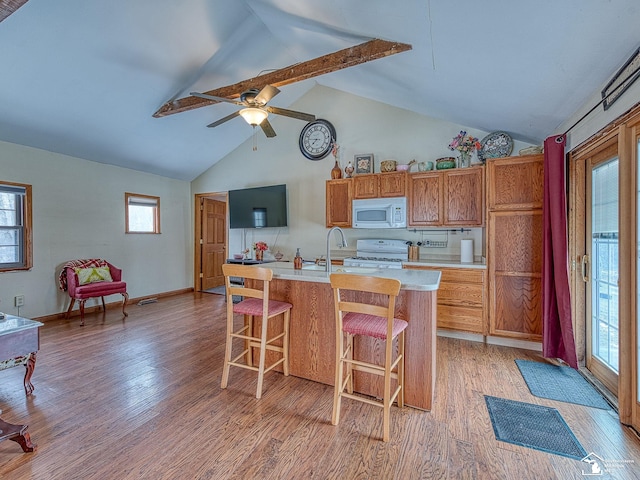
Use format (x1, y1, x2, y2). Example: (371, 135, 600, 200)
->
(478, 131, 513, 162)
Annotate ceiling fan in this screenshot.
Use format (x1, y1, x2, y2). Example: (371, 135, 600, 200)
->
(190, 85, 315, 138)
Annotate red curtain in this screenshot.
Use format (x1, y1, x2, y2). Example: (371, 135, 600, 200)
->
(542, 135, 578, 368)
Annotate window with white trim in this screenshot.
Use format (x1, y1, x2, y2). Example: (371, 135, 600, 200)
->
(125, 193, 160, 234)
(0, 181, 32, 271)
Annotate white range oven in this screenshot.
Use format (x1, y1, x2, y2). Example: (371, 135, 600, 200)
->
(342, 239, 408, 269)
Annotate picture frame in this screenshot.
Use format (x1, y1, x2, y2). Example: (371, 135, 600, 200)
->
(602, 47, 640, 111)
(354, 154, 374, 175)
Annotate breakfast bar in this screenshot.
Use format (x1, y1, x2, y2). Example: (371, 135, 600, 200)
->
(250, 262, 441, 410)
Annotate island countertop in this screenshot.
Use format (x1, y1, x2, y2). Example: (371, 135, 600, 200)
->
(260, 261, 441, 291)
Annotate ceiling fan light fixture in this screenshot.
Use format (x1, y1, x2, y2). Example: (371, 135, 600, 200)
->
(239, 107, 267, 126)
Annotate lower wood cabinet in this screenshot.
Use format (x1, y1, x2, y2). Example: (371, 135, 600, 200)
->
(404, 265, 487, 334)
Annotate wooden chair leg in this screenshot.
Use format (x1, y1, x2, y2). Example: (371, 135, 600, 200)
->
(220, 307, 235, 390)
(79, 300, 86, 326)
(101, 296, 106, 312)
(332, 331, 344, 426)
(346, 334, 354, 394)
(282, 310, 290, 377)
(383, 353, 392, 442)
(255, 316, 270, 399)
(398, 332, 405, 408)
(66, 298, 76, 319)
(245, 315, 253, 367)
(121, 292, 129, 317)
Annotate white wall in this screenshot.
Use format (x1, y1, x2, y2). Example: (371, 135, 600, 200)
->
(0, 141, 192, 318)
(191, 86, 533, 262)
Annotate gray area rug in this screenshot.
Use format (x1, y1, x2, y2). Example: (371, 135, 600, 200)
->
(515, 359, 610, 410)
(484, 395, 588, 460)
(202, 285, 241, 303)
(203, 286, 226, 295)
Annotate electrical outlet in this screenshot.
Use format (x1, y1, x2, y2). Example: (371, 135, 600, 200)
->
(15, 295, 25, 307)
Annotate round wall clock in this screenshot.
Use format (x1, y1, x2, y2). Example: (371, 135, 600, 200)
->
(299, 119, 336, 160)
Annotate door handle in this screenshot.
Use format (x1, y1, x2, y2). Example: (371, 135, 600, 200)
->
(581, 254, 589, 282)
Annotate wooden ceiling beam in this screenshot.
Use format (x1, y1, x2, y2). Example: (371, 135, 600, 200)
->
(0, 0, 29, 23)
(153, 38, 412, 118)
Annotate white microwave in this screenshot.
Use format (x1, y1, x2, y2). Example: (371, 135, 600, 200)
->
(352, 197, 407, 229)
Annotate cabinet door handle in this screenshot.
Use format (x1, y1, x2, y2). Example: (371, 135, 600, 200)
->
(581, 254, 589, 282)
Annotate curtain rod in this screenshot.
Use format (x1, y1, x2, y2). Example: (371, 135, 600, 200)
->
(559, 62, 640, 141)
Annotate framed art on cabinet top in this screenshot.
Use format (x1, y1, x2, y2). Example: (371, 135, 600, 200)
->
(354, 154, 374, 174)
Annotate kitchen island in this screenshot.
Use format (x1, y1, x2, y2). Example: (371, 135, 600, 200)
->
(249, 262, 440, 410)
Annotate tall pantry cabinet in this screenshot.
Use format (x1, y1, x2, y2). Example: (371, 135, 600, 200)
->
(486, 154, 544, 341)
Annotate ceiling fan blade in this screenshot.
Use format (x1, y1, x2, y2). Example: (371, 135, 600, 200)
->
(266, 106, 315, 122)
(207, 111, 240, 128)
(190, 91, 243, 106)
(254, 85, 280, 105)
(154, 39, 412, 117)
(260, 118, 277, 138)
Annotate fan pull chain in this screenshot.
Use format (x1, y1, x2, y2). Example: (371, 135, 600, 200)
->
(252, 126, 258, 151)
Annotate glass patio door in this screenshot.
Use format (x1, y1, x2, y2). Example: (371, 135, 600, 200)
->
(586, 155, 619, 395)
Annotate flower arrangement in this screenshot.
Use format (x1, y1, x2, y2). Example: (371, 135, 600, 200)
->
(448, 131, 481, 155)
(253, 241, 268, 252)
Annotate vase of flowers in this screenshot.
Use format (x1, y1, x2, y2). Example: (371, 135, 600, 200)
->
(449, 131, 481, 168)
(330, 138, 342, 179)
(254, 241, 268, 261)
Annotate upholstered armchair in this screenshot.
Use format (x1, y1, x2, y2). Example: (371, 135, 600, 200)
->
(62, 260, 129, 326)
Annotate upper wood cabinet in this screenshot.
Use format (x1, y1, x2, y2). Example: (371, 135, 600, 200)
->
(443, 167, 484, 226)
(326, 179, 352, 227)
(353, 172, 407, 199)
(353, 174, 378, 198)
(487, 154, 544, 210)
(408, 166, 484, 227)
(408, 172, 442, 226)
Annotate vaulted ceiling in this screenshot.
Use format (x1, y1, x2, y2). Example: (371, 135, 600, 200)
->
(0, 0, 638, 181)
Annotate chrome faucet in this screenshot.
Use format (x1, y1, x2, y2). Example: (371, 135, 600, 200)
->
(326, 226, 347, 272)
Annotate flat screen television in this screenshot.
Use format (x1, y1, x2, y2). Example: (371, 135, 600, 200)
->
(228, 184, 288, 229)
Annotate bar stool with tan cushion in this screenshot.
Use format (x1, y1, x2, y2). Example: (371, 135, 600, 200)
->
(221, 264, 292, 399)
(330, 273, 407, 442)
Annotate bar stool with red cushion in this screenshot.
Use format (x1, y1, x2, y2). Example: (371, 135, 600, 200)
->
(329, 273, 407, 442)
(221, 264, 292, 399)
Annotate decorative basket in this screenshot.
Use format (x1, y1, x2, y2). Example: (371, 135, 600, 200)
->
(380, 160, 397, 172)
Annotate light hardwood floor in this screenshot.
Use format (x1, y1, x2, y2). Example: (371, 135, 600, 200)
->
(1, 292, 639, 479)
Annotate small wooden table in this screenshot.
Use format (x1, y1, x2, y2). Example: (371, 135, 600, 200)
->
(0, 315, 41, 452)
(0, 416, 36, 452)
(0, 315, 43, 395)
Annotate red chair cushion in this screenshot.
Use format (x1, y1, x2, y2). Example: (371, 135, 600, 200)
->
(233, 297, 292, 317)
(72, 281, 127, 299)
(342, 312, 408, 340)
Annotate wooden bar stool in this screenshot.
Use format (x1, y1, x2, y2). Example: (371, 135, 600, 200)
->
(221, 264, 292, 399)
(329, 273, 407, 442)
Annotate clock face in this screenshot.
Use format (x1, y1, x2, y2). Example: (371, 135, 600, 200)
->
(299, 119, 336, 160)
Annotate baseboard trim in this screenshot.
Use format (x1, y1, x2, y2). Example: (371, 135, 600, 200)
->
(437, 328, 542, 351)
(34, 287, 194, 323)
